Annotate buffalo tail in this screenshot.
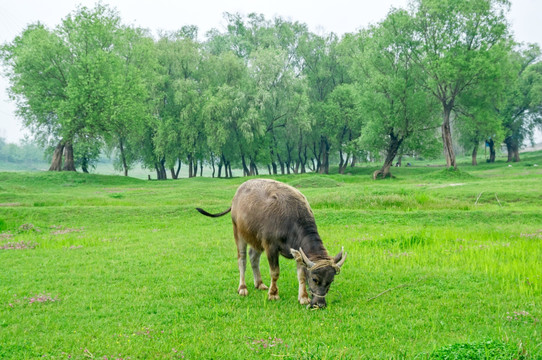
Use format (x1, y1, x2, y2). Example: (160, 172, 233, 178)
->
(196, 207, 232, 218)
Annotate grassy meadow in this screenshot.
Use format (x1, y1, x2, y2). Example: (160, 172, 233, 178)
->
(1, 153, 541, 359)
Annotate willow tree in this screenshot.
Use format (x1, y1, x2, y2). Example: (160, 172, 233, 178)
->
(499, 46, 542, 162)
(297, 32, 347, 173)
(1, 4, 126, 171)
(322, 84, 363, 174)
(412, 0, 511, 168)
(201, 51, 254, 178)
(151, 33, 203, 179)
(249, 47, 309, 175)
(352, 9, 439, 179)
(1, 23, 69, 170)
(104, 27, 156, 177)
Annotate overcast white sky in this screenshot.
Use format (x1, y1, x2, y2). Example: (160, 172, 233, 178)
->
(1, 0, 541, 143)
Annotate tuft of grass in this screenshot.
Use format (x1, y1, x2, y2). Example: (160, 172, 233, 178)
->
(426, 166, 476, 180)
(426, 339, 528, 359)
(288, 175, 341, 188)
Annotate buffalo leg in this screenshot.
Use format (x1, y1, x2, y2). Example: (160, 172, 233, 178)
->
(249, 248, 268, 290)
(266, 251, 280, 300)
(296, 263, 310, 305)
(233, 225, 248, 296)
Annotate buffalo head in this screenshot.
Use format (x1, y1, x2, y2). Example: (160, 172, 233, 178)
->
(291, 247, 347, 309)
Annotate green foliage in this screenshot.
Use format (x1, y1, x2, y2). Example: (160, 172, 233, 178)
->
(412, 0, 513, 167)
(0, 138, 45, 168)
(1, 2, 542, 178)
(349, 9, 440, 175)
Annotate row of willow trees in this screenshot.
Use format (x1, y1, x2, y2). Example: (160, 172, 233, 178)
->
(2, 0, 542, 179)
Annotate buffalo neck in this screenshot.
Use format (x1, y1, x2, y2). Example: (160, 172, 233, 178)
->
(292, 222, 330, 261)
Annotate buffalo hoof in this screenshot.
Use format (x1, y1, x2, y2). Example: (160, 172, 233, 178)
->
(268, 293, 280, 301)
(238, 286, 248, 296)
(298, 296, 310, 305)
(256, 282, 268, 291)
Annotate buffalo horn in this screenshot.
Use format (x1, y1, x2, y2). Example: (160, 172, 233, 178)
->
(299, 248, 315, 269)
(336, 247, 347, 268)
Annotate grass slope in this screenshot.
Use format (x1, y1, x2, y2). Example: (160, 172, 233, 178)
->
(1, 153, 541, 359)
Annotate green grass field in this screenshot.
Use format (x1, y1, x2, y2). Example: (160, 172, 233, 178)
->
(1, 152, 541, 359)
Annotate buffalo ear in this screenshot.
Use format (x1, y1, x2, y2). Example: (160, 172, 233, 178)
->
(290, 248, 314, 269)
(334, 246, 347, 268)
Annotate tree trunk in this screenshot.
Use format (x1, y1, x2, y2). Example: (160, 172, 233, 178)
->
(339, 152, 351, 175)
(505, 140, 513, 162)
(308, 158, 315, 172)
(81, 157, 89, 173)
(442, 107, 457, 168)
(227, 162, 233, 178)
(62, 142, 76, 171)
(211, 157, 215, 178)
(241, 155, 250, 176)
(513, 147, 520, 162)
(175, 159, 182, 179)
(505, 137, 520, 162)
(49, 141, 64, 171)
(312, 141, 321, 173)
(319, 136, 330, 174)
(471, 143, 478, 166)
(286, 143, 294, 174)
(351, 155, 358, 168)
(373, 135, 403, 180)
(219, 154, 226, 178)
(297, 134, 306, 174)
(299, 144, 308, 173)
(277, 153, 285, 175)
(161, 161, 167, 180)
(488, 138, 496, 163)
(170, 168, 177, 179)
(119, 138, 128, 176)
(155, 159, 167, 180)
(188, 155, 198, 178)
(249, 159, 258, 176)
(396, 154, 402, 167)
(343, 154, 351, 174)
(269, 146, 278, 175)
(338, 147, 345, 174)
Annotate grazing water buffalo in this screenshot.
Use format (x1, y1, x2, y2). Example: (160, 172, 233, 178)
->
(196, 178, 346, 308)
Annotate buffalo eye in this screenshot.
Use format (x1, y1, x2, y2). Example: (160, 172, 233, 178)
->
(312, 277, 320, 285)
